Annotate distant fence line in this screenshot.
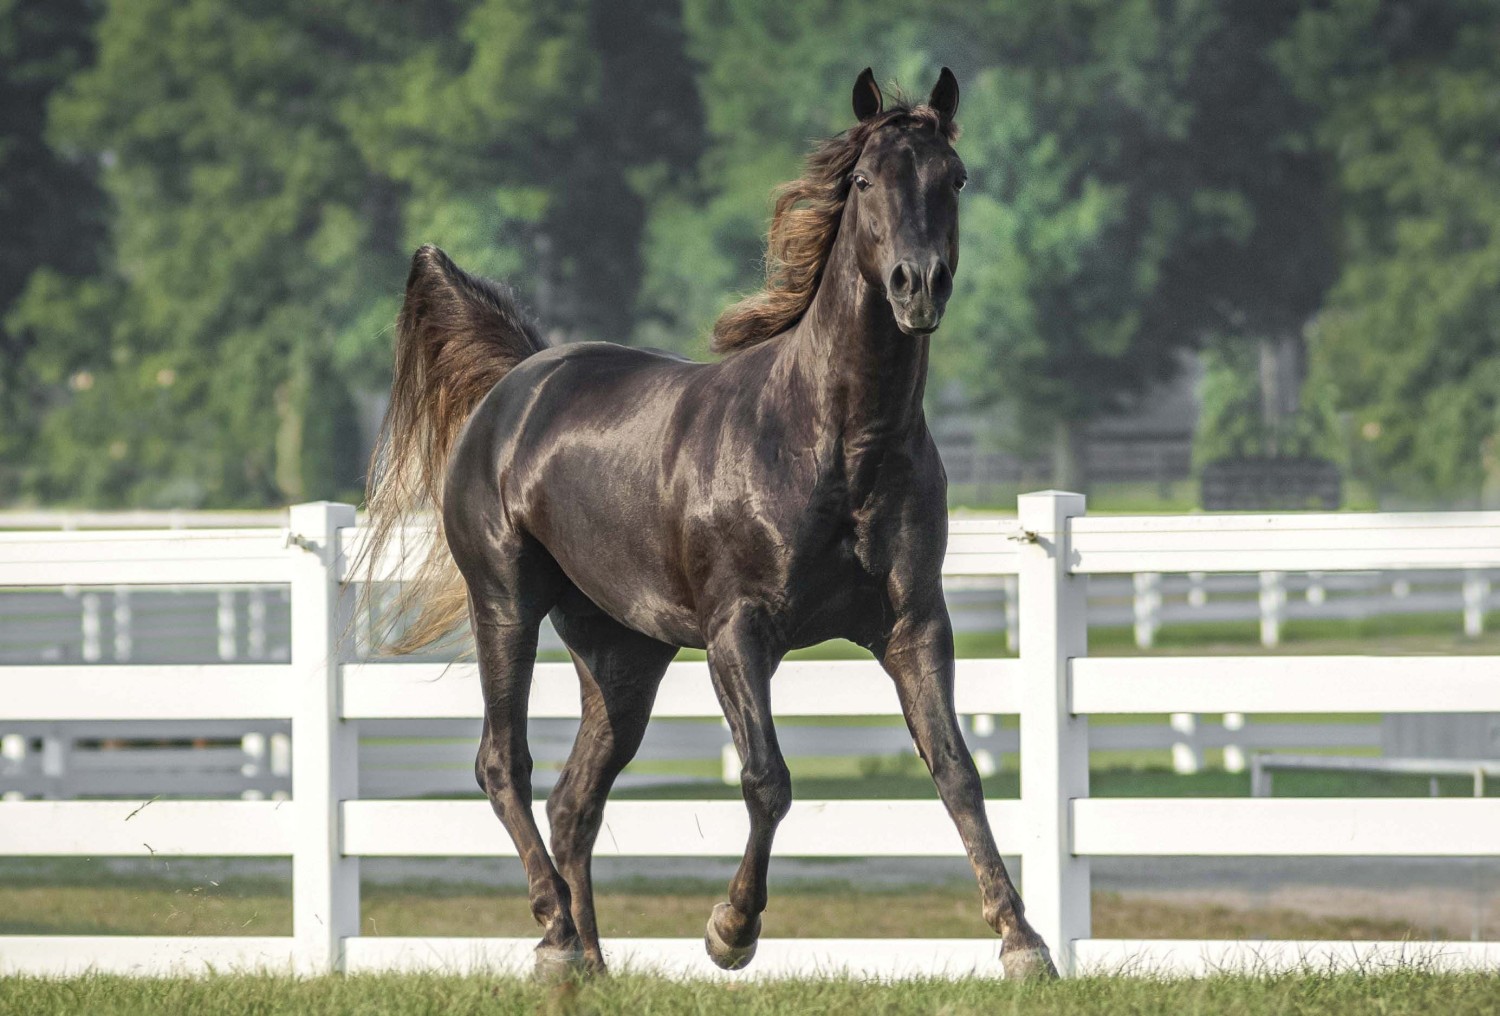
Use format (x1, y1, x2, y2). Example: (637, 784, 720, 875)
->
(940, 431, 1193, 493)
(2, 559, 1493, 670)
(2, 511, 1495, 800)
(2, 496, 1500, 979)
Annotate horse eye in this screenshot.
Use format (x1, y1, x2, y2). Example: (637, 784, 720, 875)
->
(853, 173, 871, 192)
(954, 175, 967, 192)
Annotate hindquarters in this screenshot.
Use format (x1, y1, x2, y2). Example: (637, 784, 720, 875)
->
(360, 245, 549, 654)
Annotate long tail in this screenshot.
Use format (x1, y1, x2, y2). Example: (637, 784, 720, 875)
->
(360, 244, 547, 655)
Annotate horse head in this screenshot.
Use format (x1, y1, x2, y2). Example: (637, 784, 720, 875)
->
(847, 67, 965, 337)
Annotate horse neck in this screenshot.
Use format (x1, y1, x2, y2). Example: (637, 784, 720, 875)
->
(783, 229, 931, 468)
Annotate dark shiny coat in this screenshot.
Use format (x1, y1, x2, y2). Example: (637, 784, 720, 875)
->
(371, 68, 1055, 979)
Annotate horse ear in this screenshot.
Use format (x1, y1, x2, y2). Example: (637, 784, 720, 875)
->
(852, 67, 883, 122)
(929, 67, 959, 124)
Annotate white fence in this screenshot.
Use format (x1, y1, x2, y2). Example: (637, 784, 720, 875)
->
(2, 493, 1500, 979)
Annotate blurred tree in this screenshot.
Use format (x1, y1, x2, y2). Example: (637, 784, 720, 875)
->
(1279, 0, 1500, 504)
(348, 0, 705, 345)
(8, 0, 407, 505)
(0, 0, 106, 500)
(640, 0, 933, 354)
(934, 0, 1337, 488)
(1193, 342, 1344, 467)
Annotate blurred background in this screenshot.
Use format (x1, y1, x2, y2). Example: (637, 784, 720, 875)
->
(3, 0, 1498, 513)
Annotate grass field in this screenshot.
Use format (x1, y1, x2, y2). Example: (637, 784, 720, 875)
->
(0, 875, 1449, 942)
(2, 969, 1498, 1016)
(610, 759, 1500, 800)
(664, 614, 1500, 663)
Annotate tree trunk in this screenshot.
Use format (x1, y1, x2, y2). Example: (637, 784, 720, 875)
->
(1258, 333, 1305, 457)
(1052, 417, 1089, 493)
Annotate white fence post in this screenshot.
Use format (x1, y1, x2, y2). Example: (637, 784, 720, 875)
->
(971, 713, 998, 777)
(1018, 490, 1089, 975)
(1132, 572, 1161, 649)
(217, 589, 238, 661)
(1463, 569, 1489, 638)
(1222, 712, 1246, 774)
(112, 587, 133, 661)
(1259, 571, 1284, 648)
(1305, 571, 1326, 605)
(1187, 571, 1207, 608)
(248, 587, 268, 659)
(1002, 575, 1020, 654)
(1169, 712, 1200, 775)
(289, 501, 359, 974)
(80, 591, 102, 663)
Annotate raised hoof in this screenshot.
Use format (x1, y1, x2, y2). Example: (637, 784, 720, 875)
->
(1000, 944, 1058, 981)
(704, 902, 759, 971)
(533, 942, 587, 980)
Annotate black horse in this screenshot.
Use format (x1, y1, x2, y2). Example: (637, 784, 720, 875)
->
(363, 67, 1056, 979)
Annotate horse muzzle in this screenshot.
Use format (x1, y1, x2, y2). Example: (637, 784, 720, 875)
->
(887, 258, 951, 336)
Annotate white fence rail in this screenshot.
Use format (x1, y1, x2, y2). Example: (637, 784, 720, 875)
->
(1, 494, 1499, 978)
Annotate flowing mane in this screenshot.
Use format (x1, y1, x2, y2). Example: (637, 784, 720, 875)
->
(711, 101, 960, 354)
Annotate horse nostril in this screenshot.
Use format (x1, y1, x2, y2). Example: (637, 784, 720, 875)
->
(929, 261, 953, 302)
(888, 262, 914, 300)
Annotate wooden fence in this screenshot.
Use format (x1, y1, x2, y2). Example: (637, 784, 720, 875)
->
(2, 494, 1499, 978)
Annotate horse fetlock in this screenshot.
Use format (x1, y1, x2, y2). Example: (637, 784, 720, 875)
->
(999, 938, 1058, 981)
(981, 896, 1022, 938)
(529, 882, 575, 936)
(704, 901, 760, 970)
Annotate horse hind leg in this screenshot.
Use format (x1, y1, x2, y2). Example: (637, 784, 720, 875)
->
(461, 540, 581, 974)
(546, 607, 675, 972)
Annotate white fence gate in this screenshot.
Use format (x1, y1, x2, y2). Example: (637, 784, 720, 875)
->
(2, 493, 1499, 978)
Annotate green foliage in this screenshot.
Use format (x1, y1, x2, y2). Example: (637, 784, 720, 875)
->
(0, 0, 105, 500)
(6, 0, 409, 505)
(1, 1, 703, 506)
(640, 0, 918, 356)
(0, 0, 1494, 507)
(1279, 0, 1500, 503)
(1193, 342, 1345, 467)
(347, 0, 704, 344)
(938, 0, 1336, 469)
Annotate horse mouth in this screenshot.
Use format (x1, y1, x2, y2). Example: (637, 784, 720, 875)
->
(891, 300, 944, 337)
(894, 312, 942, 337)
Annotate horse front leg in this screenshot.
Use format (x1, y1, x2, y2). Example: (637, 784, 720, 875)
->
(703, 612, 789, 970)
(880, 606, 1058, 980)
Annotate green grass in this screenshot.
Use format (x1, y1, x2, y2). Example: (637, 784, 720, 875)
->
(537, 614, 1500, 665)
(610, 764, 1500, 802)
(0, 880, 1433, 942)
(651, 619, 1500, 664)
(948, 480, 1206, 514)
(946, 478, 1383, 515)
(2, 969, 1497, 1016)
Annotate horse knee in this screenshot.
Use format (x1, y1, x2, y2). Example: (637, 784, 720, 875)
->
(546, 791, 604, 868)
(545, 793, 578, 861)
(475, 744, 532, 801)
(741, 761, 792, 825)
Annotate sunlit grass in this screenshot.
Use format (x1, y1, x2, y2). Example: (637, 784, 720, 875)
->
(0, 880, 1432, 942)
(2, 968, 1497, 1016)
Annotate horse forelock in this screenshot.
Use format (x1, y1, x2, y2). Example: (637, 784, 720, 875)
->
(710, 101, 959, 355)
